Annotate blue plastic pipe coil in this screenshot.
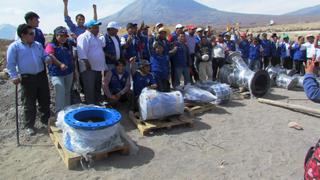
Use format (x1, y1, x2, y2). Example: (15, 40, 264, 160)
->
(64, 107, 121, 130)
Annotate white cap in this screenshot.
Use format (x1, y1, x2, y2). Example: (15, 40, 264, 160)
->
(175, 24, 184, 29)
(158, 27, 168, 33)
(107, 21, 120, 30)
(155, 23, 163, 27)
(196, 27, 203, 32)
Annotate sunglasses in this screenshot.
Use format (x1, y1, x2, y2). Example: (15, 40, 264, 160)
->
(26, 31, 35, 36)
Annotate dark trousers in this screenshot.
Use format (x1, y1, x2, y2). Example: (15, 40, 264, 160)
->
(271, 56, 280, 66)
(294, 60, 306, 75)
(81, 70, 102, 105)
(212, 57, 225, 81)
(21, 71, 50, 128)
(190, 54, 199, 83)
(157, 78, 170, 92)
(263, 56, 271, 69)
(282, 57, 293, 69)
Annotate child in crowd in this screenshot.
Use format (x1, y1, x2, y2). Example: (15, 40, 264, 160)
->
(150, 43, 170, 92)
(292, 36, 307, 75)
(131, 58, 157, 112)
(248, 37, 263, 71)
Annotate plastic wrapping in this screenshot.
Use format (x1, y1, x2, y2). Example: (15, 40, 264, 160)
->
(196, 81, 232, 104)
(219, 52, 270, 97)
(139, 88, 184, 121)
(275, 74, 298, 90)
(180, 84, 216, 103)
(56, 105, 123, 155)
(293, 75, 304, 88)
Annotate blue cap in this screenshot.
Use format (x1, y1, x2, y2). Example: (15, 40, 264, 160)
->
(85, 20, 102, 28)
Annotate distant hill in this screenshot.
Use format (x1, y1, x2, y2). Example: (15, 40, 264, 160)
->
(286, 4, 320, 16)
(0, 24, 16, 40)
(100, 0, 320, 31)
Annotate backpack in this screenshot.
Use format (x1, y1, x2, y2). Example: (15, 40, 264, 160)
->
(304, 139, 320, 180)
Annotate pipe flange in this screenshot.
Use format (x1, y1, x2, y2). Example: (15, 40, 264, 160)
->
(64, 107, 121, 130)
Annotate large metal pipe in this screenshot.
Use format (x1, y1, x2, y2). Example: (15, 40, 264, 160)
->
(219, 52, 270, 97)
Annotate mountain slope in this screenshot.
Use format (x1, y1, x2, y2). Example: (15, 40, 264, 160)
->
(100, 0, 320, 30)
(286, 4, 320, 16)
(0, 24, 16, 40)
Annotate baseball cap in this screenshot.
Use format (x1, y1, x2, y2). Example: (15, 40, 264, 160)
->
(175, 24, 184, 29)
(107, 21, 120, 30)
(240, 32, 247, 37)
(155, 23, 163, 28)
(282, 34, 289, 39)
(138, 59, 151, 68)
(127, 23, 138, 29)
(187, 25, 197, 30)
(85, 20, 102, 28)
(54, 26, 68, 36)
(196, 27, 203, 32)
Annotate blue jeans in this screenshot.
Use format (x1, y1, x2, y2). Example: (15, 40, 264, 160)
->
(248, 59, 261, 71)
(173, 67, 190, 87)
(51, 73, 73, 113)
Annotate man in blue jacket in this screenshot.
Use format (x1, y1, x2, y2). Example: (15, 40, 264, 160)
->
(260, 33, 273, 69)
(170, 33, 191, 88)
(303, 60, 320, 103)
(103, 21, 122, 70)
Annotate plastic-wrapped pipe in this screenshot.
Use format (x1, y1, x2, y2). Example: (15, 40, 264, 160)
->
(56, 105, 123, 155)
(275, 74, 298, 90)
(219, 52, 270, 97)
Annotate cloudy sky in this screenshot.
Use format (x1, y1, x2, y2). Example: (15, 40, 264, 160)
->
(0, 0, 319, 33)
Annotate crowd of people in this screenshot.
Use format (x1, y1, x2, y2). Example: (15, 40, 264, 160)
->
(5, 1, 320, 136)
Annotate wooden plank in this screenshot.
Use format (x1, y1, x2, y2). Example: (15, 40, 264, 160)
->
(184, 102, 216, 116)
(258, 98, 320, 116)
(129, 111, 193, 135)
(49, 126, 129, 170)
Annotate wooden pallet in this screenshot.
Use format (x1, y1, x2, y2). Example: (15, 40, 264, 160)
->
(49, 126, 129, 170)
(232, 88, 251, 100)
(129, 111, 194, 136)
(184, 102, 216, 116)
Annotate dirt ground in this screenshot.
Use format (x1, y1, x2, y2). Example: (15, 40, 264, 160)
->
(0, 79, 319, 180)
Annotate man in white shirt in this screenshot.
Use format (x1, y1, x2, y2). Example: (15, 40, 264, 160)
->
(212, 34, 227, 80)
(77, 19, 107, 105)
(304, 34, 315, 60)
(102, 21, 122, 70)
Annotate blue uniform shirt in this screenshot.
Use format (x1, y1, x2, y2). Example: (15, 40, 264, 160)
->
(6, 40, 51, 79)
(121, 34, 140, 61)
(109, 69, 129, 94)
(249, 44, 261, 60)
(226, 40, 236, 51)
(171, 42, 190, 68)
(46, 42, 74, 76)
(64, 16, 86, 36)
(133, 71, 156, 97)
(303, 73, 320, 103)
(261, 39, 272, 57)
(150, 54, 169, 80)
(292, 43, 306, 61)
(239, 40, 250, 58)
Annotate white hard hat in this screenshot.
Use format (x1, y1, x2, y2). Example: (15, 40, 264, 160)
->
(202, 54, 209, 61)
(196, 27, 203, 32)
(107, 21, 120, 30)
(175, 24, 184, 29)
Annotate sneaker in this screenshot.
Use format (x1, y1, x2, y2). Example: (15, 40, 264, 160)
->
(26, 128, 36, 136)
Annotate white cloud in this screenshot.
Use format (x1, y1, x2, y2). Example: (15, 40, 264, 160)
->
(0, 0, 319, 33)
(196, 0, 320, 15)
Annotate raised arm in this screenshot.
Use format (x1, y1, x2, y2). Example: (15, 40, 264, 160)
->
(93, 4, 97, 20)
(63, 0, 69, 17)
